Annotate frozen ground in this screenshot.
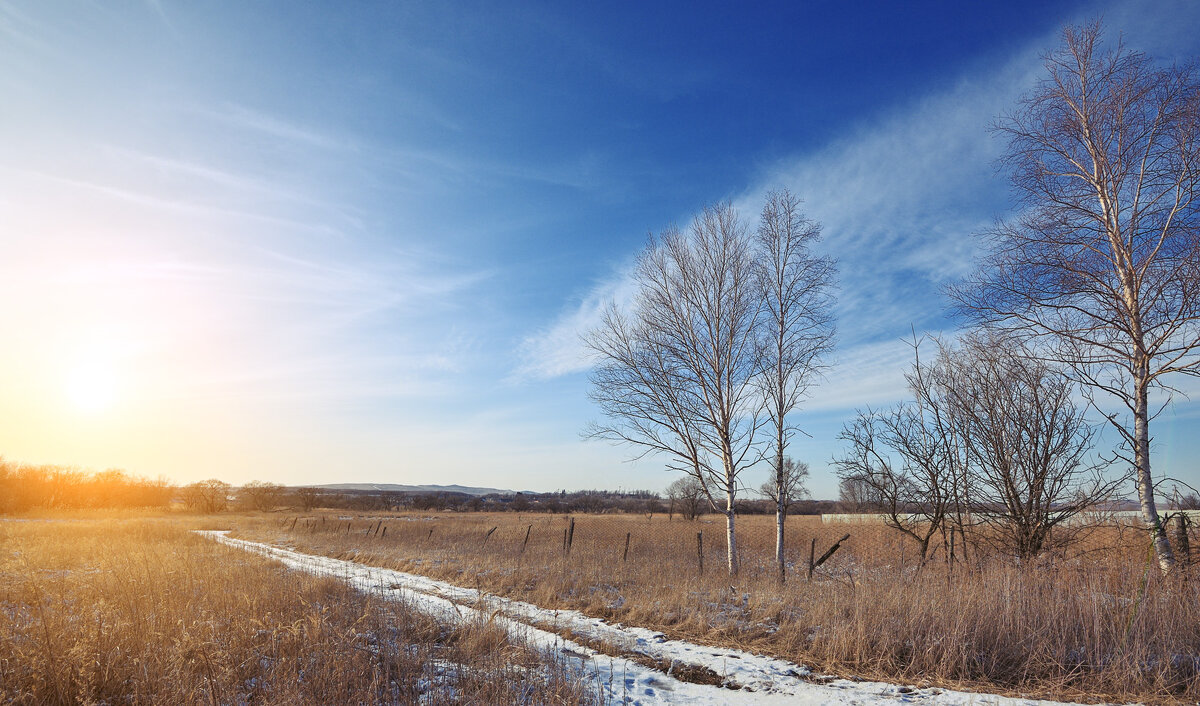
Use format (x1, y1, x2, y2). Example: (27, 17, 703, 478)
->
(200, 531, 1119, 706)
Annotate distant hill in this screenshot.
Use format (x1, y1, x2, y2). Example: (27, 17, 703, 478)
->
(312, 483, 519, 497)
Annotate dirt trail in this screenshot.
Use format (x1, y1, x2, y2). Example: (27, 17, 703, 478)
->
(200, 531, 1100, 706)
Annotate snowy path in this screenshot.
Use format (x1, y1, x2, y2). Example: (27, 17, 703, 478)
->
(200, 531, 1107, 706)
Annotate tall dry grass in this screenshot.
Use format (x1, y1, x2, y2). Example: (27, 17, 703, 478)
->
(233, 511, 1200, 703)
(0, 518, 596, 705)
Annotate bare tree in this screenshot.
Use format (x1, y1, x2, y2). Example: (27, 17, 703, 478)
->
(755, 189, 836, 581)
(758, 457, 809, 514)
(940, 332, 1125, 560)
(951, 22, 1200, 572)
(837, 476, 878, 512)
(293, 486, 323, 512)
(834, 408, 954, 564)
(587, 203, 765, 576)
(834, 337, 963, 564)
(665, 476, 705, 521)
(239, 481, 285, 512)
(183, 479, 231, 514)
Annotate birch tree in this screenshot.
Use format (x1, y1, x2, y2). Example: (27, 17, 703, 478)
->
(951, 22, 1200, 572)
(755, 189, 835, 581)
(587, 203, 765, 576)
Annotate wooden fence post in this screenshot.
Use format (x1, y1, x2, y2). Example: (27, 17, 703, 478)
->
(521, 524, 532, 553)
(1176, 514, 1192, 566)
(623, 532, 631, 562)
(697, 531, 704, 576)
(809, 534, 850, 580)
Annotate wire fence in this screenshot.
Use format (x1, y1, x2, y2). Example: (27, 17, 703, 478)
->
(275, 509, 1199, 582)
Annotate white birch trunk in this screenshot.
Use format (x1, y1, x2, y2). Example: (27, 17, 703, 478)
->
(1135, 369, 1176, 572)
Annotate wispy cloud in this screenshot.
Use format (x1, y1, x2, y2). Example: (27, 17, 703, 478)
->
(513, 261, 639, 381)
(7, 167, 351, 239)
(736, 63, 1046, 344)
(517, 35, 1043, 384)
(195, 102, 356, 152)
(0, 1, 55, 55)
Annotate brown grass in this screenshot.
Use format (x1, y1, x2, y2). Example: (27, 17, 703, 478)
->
(0, 517, 596, 705)
(230, 511, 1200, 704)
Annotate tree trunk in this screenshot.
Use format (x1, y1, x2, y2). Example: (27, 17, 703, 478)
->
(725, 506, 739, 577)
(725, 482, 739, 577)
(774, 422, 786, 582)
(774, 327, 787, 583)
(1135, 371, 1176, 573)
(775, 501, 785, 583)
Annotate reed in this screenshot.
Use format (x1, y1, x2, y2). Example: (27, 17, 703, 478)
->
(0, 518, 595, 705)
(230, 510, 1200, 704)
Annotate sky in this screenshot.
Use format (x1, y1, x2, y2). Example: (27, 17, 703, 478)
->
(2, 0, 1199, 498)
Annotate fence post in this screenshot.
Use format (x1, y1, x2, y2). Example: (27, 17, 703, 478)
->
(810, 534, 850, 580)
(483, 526, 497, 544)
(807, 537, 816, 581)
(521, 524, 532, 553)
(1176, 514, 1192, 566)
(567, 517, 576, 555)
(623, 532, 631, 562)
(697, 531, 704, 576)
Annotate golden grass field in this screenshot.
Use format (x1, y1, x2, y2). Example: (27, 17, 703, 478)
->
(228, 510, 1200, 704)
(0, 517, 596, 705)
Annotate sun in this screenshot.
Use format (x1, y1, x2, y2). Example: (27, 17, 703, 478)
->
(65, 361, 118, 414)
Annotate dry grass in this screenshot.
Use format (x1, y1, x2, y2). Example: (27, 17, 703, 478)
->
(231, 511, 1200, 704)
(0, 517, 596, 705)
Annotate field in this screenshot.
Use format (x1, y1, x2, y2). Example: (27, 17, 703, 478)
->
(0, 518, 595, 705)
(4, 511, 1197, 705)
(225, 510, 1200, 704)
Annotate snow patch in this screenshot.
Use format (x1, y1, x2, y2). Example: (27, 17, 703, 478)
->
(199, 531, 1117, 706)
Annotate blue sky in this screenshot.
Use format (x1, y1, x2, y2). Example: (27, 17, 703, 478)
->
(2, 1, 1199, 497)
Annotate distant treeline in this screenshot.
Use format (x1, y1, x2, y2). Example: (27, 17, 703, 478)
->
(0, 463, 861, 516)
(303, 487, 846, 516)
(0, 460, 173, 513)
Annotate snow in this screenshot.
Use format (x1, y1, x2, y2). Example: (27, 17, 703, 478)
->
(199, 531, 1120, 706)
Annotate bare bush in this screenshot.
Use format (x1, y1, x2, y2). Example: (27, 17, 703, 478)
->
(834, 337, 962, 563)
(239, 480, 286, 512)
(665, 476, 704, 521)
(183, 479, 231, 513)
(293, 486, 324, 512)
(939, 332, 1124, 560)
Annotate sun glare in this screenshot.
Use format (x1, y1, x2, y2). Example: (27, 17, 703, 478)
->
(65, 362, 118, 414)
